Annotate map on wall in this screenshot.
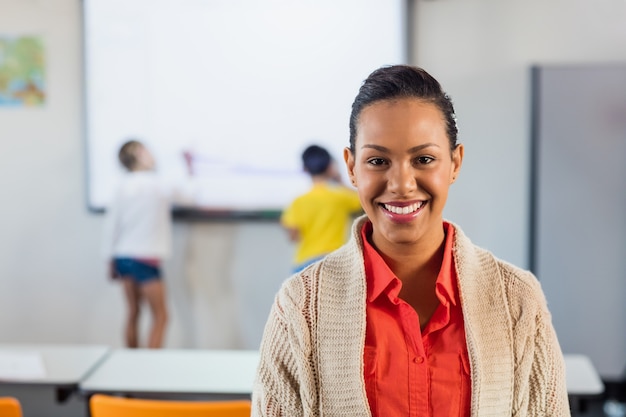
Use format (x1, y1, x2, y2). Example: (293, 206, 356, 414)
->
(0, 36, 46, 107)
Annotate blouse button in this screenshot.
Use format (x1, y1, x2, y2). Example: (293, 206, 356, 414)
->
(414, 356, 424, 364)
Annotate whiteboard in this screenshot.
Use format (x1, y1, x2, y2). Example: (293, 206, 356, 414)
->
(82, 0, 407, 217)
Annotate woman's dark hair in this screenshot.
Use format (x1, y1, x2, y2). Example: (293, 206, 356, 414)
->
(348, 65, 458, 153)
(302, 144, 331, 175)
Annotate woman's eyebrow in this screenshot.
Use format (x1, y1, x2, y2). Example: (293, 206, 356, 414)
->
(361, 144, 389, 152)
(361, 143, 440, 153)
(408, 143, 440, 153)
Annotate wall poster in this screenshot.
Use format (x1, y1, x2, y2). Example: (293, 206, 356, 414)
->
(0, 36, 45, 107)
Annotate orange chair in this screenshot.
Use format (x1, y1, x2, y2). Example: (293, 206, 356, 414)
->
(0, 397, 22, 417)
(89, 394, 251, 417)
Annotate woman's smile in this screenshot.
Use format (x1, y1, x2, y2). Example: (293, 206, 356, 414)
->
(380, 200, 426, 223)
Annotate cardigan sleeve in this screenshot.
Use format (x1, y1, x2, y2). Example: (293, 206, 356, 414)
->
(506, 267, 570, 416)
(251, 276, 319, 417)
(526, 297, 571, 416)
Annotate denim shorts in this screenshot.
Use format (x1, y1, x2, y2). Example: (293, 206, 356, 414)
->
(113, 258, 161, 284)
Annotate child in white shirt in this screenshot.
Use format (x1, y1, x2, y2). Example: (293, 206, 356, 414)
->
(102, 139, 193, 348)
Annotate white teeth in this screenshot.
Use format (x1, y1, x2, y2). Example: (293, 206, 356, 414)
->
(383, 202, 423, 214)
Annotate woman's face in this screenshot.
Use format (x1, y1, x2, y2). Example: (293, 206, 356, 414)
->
(344, 98, 463, 251)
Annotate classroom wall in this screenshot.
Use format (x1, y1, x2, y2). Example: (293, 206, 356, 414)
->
(0, 0, 625, 375)
(415, 0, 626, 378)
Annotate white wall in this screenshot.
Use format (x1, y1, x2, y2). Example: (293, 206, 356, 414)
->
(1, 0, 625, 377)
(415, 0, 626, 378)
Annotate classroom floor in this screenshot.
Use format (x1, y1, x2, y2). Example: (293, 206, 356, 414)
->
(581, 398, 626, 417)
(592, 381, 626, 417)
(577, 380, 626, 417)
(582, 399, 604, 416)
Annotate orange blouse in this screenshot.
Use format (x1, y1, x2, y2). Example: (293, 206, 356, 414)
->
(362, 221, 471, 417)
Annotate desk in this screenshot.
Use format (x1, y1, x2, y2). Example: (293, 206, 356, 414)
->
(79, 349, 259, 400)
(565, 354, 605, 415)
(565, 354, 604, 396)
(0, 343, 109, 417)
(79, 351, 600, 406)
(0, 343, 110, 402)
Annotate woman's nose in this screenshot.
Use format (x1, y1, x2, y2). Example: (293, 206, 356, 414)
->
(387, 163, 416, 195)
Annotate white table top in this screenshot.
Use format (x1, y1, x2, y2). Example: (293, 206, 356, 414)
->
(79, 349, 259, 396)
(564, 353, 604, 396)
(0, 343, 110, 386)
(16, 347, 588, 397)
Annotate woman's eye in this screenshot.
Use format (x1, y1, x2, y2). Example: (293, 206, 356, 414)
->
(416, 156, 434, 165)
(367, 158, 386, 166)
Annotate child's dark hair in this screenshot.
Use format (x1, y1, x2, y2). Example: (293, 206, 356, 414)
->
(118, 139, 142, 171)
(302, 145, 331, 175)
(349, 65, 458, 153)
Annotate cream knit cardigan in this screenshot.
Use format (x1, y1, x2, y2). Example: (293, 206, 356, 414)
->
(252, 216, 570, 416)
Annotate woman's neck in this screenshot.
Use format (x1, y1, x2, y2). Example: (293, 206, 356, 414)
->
(371, 226, 445, 284)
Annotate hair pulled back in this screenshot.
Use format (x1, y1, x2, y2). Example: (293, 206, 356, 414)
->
(349, 65, 458, 153)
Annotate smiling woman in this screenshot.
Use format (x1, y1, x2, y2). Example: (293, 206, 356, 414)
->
(251, 65, 571, 417)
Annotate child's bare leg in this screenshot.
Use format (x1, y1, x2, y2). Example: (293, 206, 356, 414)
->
(121, 278, 141, 348)
(140, 280, 168, 348)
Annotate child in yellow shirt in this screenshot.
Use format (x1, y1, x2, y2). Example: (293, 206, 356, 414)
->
(281, 145, 362, 272)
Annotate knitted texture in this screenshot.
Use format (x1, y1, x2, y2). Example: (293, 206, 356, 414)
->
(252, 216, 570, 417)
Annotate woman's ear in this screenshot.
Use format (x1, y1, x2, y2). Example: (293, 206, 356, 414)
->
(451, 143, 464, 183)
(343, 147, 357, 187)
